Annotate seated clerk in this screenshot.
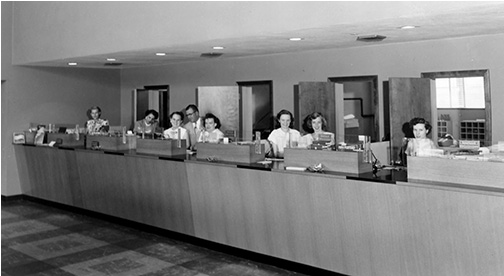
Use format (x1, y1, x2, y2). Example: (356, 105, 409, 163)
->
(301, 112, 335, 147)
(184, 104, 204, 150)
(405, 117, 437, 157)
(135, 109, 160, 135)
(198, 113, 225, 143)
(163, 111, 190, 148)
(85, 106, 109, 134)
(267, 109, 301, 158)
(398, 121, 415, 165)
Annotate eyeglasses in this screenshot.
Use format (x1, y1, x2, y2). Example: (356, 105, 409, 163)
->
(186, 112, 195, 117)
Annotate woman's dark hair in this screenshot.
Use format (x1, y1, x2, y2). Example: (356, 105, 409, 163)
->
(145, 109, 159, 120)
(170, 111, 184, 121)
(402, 122, 414, 138)
(87, 106, 102, 119)
(275, 109, 294, 128)
(409, 117, 432, 135)
(204, 113, 221, 129)
(302, 112, 327, 133)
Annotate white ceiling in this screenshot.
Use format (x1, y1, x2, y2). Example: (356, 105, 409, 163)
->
(27, 1, 504, 69)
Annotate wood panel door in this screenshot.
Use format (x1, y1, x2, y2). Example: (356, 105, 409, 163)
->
(389, 77, 436, 163)
(197, 86, 239, 136)
(295, 82, 344, 143)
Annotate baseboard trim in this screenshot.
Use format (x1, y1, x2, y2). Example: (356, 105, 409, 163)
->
(1, 194, 25, 202)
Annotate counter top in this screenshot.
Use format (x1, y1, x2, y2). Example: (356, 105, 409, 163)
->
(21, 144, 407, 184)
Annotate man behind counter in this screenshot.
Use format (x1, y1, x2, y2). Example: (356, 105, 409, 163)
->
(184, 104, 204, 150)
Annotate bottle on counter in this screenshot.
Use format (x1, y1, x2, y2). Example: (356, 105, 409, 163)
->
(255, 131, 261, 154)
(122, 126, 127, 144)
(75, 124, 80, 141)
(177, 128, 182, 148)
(286, 131, 291, 149)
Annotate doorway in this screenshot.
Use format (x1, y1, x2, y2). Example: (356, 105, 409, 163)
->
(328, 76, 379, 142)
(237, 81, 273, 140)
(134, 85, 169, 130)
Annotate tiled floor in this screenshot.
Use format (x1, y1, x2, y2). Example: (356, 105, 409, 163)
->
(2, 199, 309, 276)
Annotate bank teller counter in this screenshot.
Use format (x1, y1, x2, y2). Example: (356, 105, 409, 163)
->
(12, 136, 504, 276)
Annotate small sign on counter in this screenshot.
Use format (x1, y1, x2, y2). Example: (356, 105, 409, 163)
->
(459, 140, 480, 149)
(12, 132, 26, 144)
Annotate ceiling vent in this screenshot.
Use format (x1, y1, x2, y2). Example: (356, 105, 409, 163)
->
(200, 52, 223, 58)
(104, 62, 123, 66)
(356, 35, 387, 42)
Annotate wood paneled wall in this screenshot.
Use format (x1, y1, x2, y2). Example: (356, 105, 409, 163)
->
(14, 145, 504, 276)
(76, 151, 194, 234)
(14, 146, 83, 207)
(186, 162, 504, 275)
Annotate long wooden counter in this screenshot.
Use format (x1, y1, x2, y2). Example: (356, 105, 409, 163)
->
(13, 144, 504, 276)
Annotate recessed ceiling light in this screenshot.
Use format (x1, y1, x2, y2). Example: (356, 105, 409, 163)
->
(155, 53, 166, 56)
(400, 25, 418, 29)
(289, 37, 303, 41)
(106, 58, 116, 61)
(212, 46, 224, 50)
(68, 62, 77, 66)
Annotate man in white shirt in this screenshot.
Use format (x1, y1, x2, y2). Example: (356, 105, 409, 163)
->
(184, 104, 203, 150)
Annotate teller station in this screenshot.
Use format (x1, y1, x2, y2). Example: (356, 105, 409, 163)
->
(13, 79, 504, 276)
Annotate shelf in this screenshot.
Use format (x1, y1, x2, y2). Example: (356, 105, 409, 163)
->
(460, 119, 485, 146)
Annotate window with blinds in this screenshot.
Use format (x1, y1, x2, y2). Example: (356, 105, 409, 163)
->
(436, 76, 485, 108)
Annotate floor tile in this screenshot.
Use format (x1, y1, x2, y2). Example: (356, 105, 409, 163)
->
(2, 219, 59, 239)
(11, 233, 109, 260)
(136, 243, 207, 265)
(2, 247, 40, 267)
(60, 250, 174, 276)
(1, 227, 73, 247)
(26, 267, 76, 276)
(140, 265, 209, 276)
(77, 225, 139, 244)
(44, 244, 127, 267)
(38, 213, 86, 228)
(180, 255, 233, 274)
(2, 200, 310, 276)
(2, 210, 18, 219)
(2, 259, 59, 276)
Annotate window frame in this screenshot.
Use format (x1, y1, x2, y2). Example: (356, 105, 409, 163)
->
(421, 69, 491, 146)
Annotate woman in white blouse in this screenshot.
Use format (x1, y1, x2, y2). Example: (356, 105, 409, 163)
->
(267, 109, 301, 158)
(163, 111, 190, 148)
(198, 113, 224, 143)
(301, 112, 335, 148)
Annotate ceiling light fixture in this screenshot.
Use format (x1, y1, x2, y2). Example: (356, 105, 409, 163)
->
(400, 25, 418, 29)
(212, 46, 224, 50)
(289, 37, 303, 41)
(68, 62, 77, 66)
(106, 58, 116, 61)
(155, 53, 166, 56)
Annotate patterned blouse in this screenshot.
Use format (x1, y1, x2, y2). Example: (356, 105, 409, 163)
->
(86, 119, 109, 134)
